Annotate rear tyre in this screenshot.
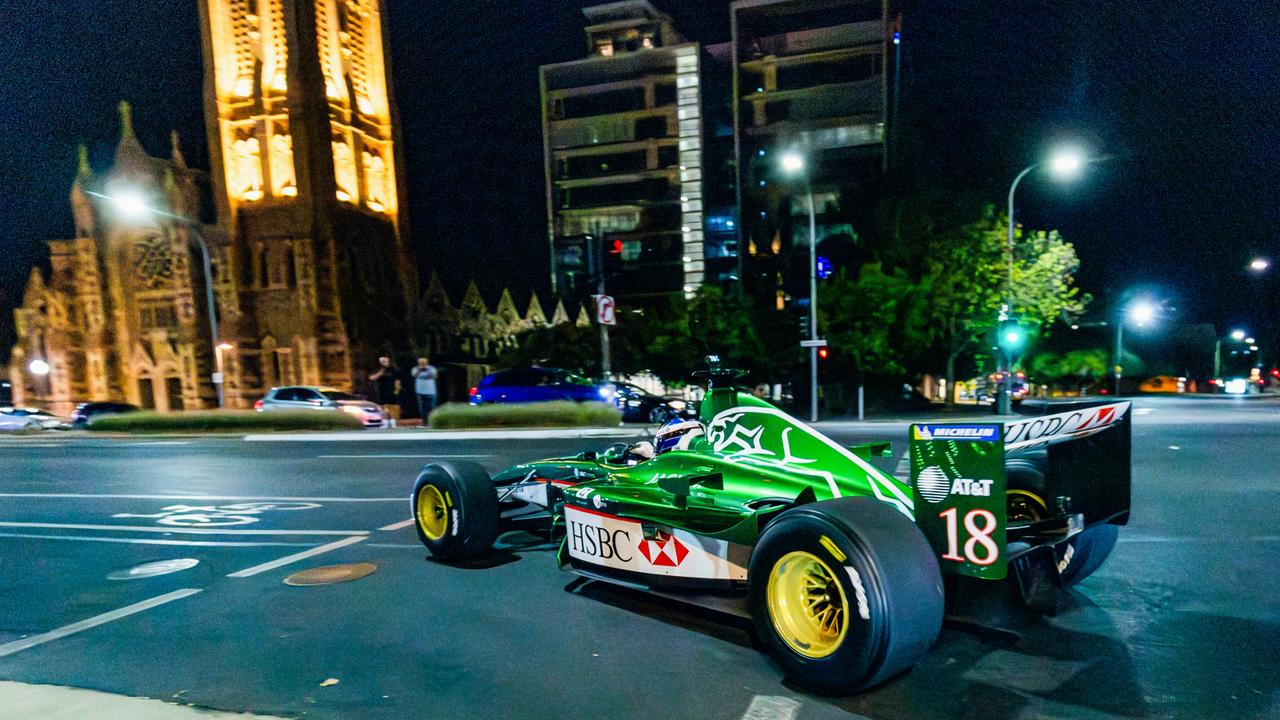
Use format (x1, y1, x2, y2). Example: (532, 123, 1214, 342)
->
(412, 461, 500, 559)
(1006, 454, 1118, 587)
(748, 498, 944, 695)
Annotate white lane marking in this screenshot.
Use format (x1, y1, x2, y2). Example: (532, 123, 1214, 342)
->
(365, 543, 428, 549)
(316, 454, 493, 459)
(378, 519, 415, 531)
(739, 695, 802, 720)
(0, 532, 319, 548)
(1168, 445, 1181, 450)
(227, 536, 368, 578)
(119, 441, 193, 446)
(0, 588, 202, 659)
(1134, 408, 1155, 415)
(0, 494, 402, 502)
(244, 428, 640, 442)
(0, 522, 367, 536)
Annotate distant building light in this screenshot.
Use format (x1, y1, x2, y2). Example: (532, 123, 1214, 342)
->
(756, 87, 765, 93)
(893, 31, 901, 45)
(759, 180, 766, 187)
(757, 149, 766, 157)
(683, 256, 692, 263)
(726, 220, 734, 228)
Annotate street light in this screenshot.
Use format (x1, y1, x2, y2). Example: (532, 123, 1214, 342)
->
(89, 189, 226, 408)
(1250, 258, 1270, 272)
(998, 147, 1088, 413)
(1114, 297, 1159, 395)
(1215, 328, 1250, 379)
(28, 359, 50, 376)
(780, 150, 819, 423)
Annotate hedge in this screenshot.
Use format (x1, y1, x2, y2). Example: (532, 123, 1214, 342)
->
(87, 409, 365, 433)
(427, 401, 621, 429)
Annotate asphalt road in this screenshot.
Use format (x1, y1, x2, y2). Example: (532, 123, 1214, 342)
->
(0, 397, 1277, 720)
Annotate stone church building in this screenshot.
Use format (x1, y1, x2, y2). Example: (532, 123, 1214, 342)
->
(8, 0, 415, 413)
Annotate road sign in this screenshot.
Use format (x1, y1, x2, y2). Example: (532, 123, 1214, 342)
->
(593, 295, 617, 326)
(800, 339, 828, 348)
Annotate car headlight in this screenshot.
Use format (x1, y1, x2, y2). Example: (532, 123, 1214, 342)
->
(598, 386, 614, 399)
(667, 400, 687, 410)
(341, 405, 366, 415)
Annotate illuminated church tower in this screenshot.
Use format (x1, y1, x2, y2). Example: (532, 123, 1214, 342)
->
(197, 0, 414, 403)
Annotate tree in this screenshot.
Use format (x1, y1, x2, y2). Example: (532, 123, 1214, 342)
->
(819, 263, 932, 378)
(925, 205, 1089, 403)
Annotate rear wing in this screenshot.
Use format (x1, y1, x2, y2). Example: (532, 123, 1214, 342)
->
(909, 401, 1131, 580)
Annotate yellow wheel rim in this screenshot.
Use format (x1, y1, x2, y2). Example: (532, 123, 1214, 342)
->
(766, 550, 849, 658)
(416, 484, 448, 540)
(1007, 489, 1047, 522)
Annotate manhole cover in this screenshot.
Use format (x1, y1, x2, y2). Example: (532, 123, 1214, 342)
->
(284, 562, 377, 586)
(107, 558, 200, 581)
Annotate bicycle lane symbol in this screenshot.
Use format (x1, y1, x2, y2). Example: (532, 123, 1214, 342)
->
(111, 502, 322, 527)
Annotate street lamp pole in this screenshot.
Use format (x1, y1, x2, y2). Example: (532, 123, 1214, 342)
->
(999, 164, 1038, 415)
(804, 173, 818, 424)
(188, 224, 226, 409)
(1113, 320, 1125, 395)
(91, 190, 225, 408)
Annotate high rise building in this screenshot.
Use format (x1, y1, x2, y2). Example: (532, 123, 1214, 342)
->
(541, 1, 705, 305)
(730, 0, 896, 308)
(6, 0, 414, 412)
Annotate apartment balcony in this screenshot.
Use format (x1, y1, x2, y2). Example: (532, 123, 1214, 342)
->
(549, 107, 677, 149)
(743, 77, 882, 129)
(738, 20, 882, 61)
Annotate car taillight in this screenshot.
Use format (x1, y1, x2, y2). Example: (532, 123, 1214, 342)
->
(254, 399, 264, 410)
(469, 387, 478, 397)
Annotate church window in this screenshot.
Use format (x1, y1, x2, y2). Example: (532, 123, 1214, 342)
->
(269, 132, 296, 197)
(139, 300, 178, 330)
(232, 135, 265, 201)
(363, 150, 387, 212)
(332, 140, 357, 202)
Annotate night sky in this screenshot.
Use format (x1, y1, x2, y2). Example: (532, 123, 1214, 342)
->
(1, 1, 1276, 360)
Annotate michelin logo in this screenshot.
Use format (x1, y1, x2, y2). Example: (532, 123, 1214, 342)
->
(913, 424, 999, 442)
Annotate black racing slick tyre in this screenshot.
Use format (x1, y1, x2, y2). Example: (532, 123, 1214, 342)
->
(1006, 454, 1118, 587)
(412, 461, 500, 559)
(748, 498, 944, 695)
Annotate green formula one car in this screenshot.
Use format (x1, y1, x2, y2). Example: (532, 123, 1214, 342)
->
(411, 363, 1131, 695)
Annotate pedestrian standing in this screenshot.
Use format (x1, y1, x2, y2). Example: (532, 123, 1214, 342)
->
(411, 356, 439, 423)
(369, 356, 400, 422)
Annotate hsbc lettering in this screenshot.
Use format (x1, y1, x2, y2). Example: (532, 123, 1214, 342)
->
(567, 519, 633, 562)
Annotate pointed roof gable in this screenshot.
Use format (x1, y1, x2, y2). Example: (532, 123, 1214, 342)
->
(550, 299, 571, 326)
(524, 291, 549, 327)
(575, 305, 591, 328)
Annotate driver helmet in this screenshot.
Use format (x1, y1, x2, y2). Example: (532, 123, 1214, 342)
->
(655, 418, 705, 454)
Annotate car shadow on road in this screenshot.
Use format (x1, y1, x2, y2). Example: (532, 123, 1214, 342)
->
(564, 577, 757, 649)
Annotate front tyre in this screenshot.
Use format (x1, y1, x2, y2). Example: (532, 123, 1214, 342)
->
(748, 498, 944, 695)
(412, 461, 499, 559)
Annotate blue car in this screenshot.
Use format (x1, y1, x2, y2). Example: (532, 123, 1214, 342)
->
(470, 366, 615, 405)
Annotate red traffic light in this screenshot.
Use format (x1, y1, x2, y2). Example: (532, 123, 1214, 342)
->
(817, 347, 830, 359)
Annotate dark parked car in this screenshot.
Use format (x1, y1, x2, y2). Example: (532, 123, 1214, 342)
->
(469, 367, 614, 405)
(70, 402, 141, 428)
(612, 382, 698, 423)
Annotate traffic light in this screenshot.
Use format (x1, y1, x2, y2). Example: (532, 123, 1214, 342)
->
(998, 321, 1028, 353)
(818, 347, 830, 360)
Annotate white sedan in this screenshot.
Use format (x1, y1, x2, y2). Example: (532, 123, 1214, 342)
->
(0, 407, 68, 432)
